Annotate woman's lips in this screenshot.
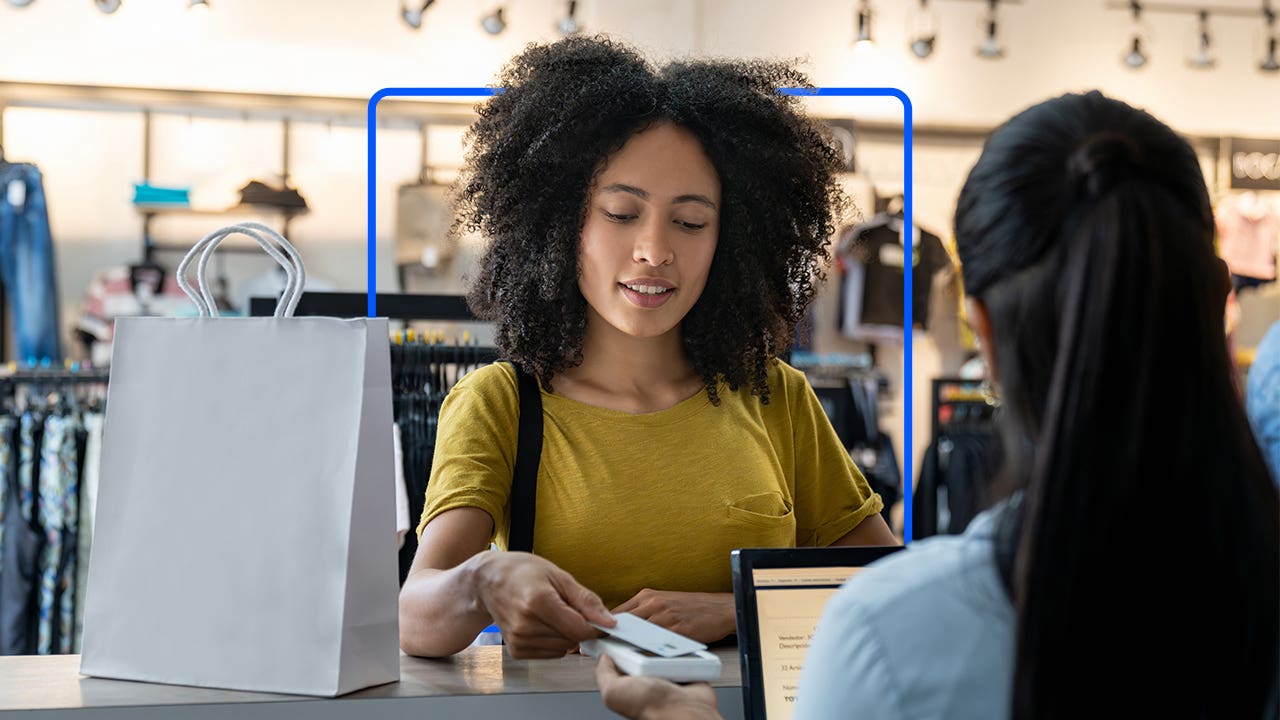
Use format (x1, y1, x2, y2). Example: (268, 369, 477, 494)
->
(619, 283, 675, 308)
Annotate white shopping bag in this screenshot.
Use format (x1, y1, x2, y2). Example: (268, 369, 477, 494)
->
(80, 223, 399, 697)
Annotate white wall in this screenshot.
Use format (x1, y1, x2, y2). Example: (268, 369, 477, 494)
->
(1, 0, 1275, 133)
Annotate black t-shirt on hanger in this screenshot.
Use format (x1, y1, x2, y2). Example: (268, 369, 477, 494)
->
(848, 222, 951, 329)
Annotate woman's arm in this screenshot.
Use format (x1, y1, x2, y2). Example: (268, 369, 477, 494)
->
(399, 507, 616, 658)
(830, 512, 899, 546)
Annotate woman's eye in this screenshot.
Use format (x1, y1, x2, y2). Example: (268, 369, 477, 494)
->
(603, 211, 637, 222)
(676, 220, 707, 231)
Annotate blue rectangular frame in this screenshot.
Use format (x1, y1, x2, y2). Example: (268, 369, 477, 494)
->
(367, 87, 916, 542)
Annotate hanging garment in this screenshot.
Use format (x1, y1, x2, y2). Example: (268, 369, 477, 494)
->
(73, 411, 104, 653)
(1217, 192, 1279, 282)
(56, 414, 81, 654)
(837, 220, 952, 342)
(394, 423, 409, 550)
(36, 413, 76, 655)
(0, 163, 62, 363)
(0, 412, 44, 654)
(0, 415, 12, 592)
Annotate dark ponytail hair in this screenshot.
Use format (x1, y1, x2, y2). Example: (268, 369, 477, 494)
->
(955, 91, 1278, 717)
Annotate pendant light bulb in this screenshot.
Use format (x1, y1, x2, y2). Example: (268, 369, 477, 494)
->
(1124, 37, 1148, 68)
(556, 0, 580, 36)
(1186, 9, 1215, 69)
(94, 0, 122, 13)
(908, 0, 937, 59)
(855, 0, 875, 51)
(400, 0, 436, 30)
(1262, 7, 1279, 72)
(481, 6, 505, 35)
(1122, 2, 1149, 69)
(976, 0, 1004, 59)
(187, 0, 209, 10)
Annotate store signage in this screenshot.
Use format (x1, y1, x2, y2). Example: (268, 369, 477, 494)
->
(1229, 137, 1280, 191)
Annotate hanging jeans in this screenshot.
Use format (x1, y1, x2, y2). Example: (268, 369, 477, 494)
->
(0, 163, 62, 364)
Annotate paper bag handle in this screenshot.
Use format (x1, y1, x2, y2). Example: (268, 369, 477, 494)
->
(177, 222, 307, 318)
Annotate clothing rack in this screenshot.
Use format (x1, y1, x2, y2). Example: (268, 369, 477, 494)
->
(914, 377, 1001, 539)
(0, 367, 109, 656)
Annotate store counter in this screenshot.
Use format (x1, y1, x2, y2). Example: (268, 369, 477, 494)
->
(0, 646, 745, 719)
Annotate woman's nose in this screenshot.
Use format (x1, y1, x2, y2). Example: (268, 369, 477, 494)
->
(632, 219, 674, 267)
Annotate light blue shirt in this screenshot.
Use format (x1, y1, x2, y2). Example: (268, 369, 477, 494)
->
(795, 508, 1014, 720)
(1247, 320, 1280, 485)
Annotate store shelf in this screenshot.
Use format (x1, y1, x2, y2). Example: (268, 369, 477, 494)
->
(135, 203, 309, 217)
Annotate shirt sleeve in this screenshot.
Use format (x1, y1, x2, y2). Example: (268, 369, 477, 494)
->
(785, 365, 884, 546)
(795, 592, 907, 720)
(415, 364, 521, 542)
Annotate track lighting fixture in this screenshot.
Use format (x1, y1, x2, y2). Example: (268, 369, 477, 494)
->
(1263, 5, 1279, 72)
(976, 0, 1004, 59)
(4, 0, 36, 6)
(1122, 1, 1148, 69)
(480, 6, 506, 35)
(555, 0, 580, 35)
(94, 0, 121, 13)
(1187, 9, 1215, 69)
(908, 0, 937, 59)
(854, 0, 875, 50)
(187, 0, 209, 10)
(400, 0, 436, 30)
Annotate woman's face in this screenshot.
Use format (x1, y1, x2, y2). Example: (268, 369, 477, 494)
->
(577, 121, 721, 341)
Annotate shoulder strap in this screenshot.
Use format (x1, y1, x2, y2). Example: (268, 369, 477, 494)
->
(508, 362, 543, 554)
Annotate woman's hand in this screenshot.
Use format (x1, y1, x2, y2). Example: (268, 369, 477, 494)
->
(595, 655, 722, 720)
(472, 551, 615, 659)
(612, 590, 736, 644)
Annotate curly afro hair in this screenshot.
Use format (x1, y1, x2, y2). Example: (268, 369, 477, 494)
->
(457, 35, 850, 404)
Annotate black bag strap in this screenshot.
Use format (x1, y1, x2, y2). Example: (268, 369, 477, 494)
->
(508, 362, 543, 554)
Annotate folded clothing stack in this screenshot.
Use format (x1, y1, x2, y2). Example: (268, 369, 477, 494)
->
(132, 183, 191, 207)
(238, 180, 308, 210)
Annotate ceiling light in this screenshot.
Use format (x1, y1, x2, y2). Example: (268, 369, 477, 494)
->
(481, 6, 506, 35)
(908, 0, 937, 59)
(1124, 37, 1148, 68)
(187, 0, 209, 10)
(1122, 2, 1149, 69)
(1262, 6, 1279, 72)
(976, 0, 1004, 59)
(4, 0, 35, 6)
(555, 0, 580, 35)
(94, 0, 121, 13)
(1187, 9, 1215, 69)
(401, 0, 436, 30)
(854, 0, 875, 51)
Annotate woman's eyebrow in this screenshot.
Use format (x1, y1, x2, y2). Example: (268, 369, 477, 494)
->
(600, 183, 717, 210)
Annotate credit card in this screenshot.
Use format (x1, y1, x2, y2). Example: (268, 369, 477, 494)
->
(590, 612, 708, 658)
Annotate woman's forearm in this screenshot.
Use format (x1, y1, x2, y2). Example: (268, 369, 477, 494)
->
(398, 553, 493, 657)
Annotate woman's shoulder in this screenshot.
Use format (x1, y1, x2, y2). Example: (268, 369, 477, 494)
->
(829, 510, 1012, 641)
(445, 362, 522, 413)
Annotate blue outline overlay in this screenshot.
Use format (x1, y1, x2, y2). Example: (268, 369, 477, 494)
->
(368, 87, 915, 543)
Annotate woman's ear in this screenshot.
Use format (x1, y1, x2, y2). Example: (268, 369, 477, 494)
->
(965, 297, 999, 384)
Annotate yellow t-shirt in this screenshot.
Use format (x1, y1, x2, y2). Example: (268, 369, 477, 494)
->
(417, 360, 883, 609)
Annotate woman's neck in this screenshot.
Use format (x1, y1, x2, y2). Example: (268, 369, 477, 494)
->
(553, 310, 705, 414)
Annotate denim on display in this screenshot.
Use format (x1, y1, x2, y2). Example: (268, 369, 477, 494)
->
(0, 163, 62, 364)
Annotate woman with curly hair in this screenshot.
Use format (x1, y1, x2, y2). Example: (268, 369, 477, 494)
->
(398, 35, 897, 659)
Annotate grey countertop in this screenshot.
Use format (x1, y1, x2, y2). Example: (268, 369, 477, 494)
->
(0, 646, 746, 719)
